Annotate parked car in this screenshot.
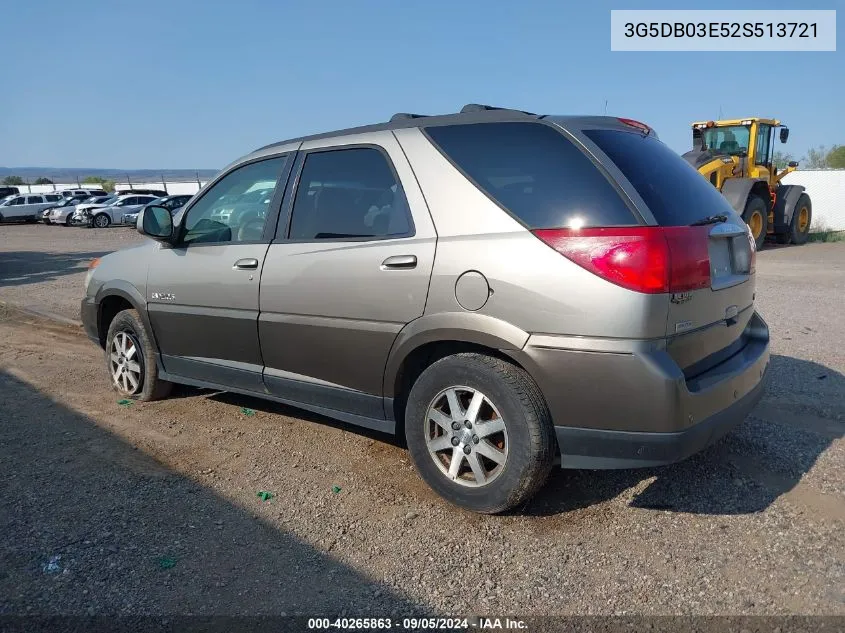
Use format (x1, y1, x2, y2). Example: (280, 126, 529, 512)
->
(124, 194, 193, 226)
(41, 195, 89, 223)
(81, 104, 769, 513)
(0, 193, 63, 222)
(46, 195, 110, 225)
(70, 195, 121, 225)
(114, 188, 169, 198)
(0, 186, 21, 199)
(87, 194, 160, 228)
(58, 188, 107, 199)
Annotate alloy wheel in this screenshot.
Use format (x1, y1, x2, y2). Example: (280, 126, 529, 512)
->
(425, 386, 508, 487)
(109, 331, 143, 395)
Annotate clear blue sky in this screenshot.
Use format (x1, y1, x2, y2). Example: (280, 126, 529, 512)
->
(1, 0, 841, 169)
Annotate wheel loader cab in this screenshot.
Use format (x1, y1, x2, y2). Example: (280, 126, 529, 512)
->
(682, 117, 811, 248)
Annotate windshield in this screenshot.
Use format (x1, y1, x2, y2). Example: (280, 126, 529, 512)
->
(700, 125, 750, 155)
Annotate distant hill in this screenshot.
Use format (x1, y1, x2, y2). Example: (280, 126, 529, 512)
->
(0, 167, 219, 184)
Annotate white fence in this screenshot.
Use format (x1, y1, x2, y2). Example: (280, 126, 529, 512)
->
(114, 181, 207, 195)
(5, 181, 208, 196)
(782, 169, 845, 231)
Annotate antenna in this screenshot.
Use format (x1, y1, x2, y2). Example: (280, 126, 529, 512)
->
(604, 100, 608, 115)
(718, 105, 723, 120)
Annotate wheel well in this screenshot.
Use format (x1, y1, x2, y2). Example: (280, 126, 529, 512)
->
(750, 181, 772, 206)
(97, 295, 133, 347)
(391, 340, 526, 434)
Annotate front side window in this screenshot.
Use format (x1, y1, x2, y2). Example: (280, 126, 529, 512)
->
(288, 148, 412, 240)
(425, 122, 636, 229)
(182, 156, 287, 245)
(9, 197, 25, 206)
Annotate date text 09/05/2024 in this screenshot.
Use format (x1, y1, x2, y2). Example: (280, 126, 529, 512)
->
(307, 617, 528, 630)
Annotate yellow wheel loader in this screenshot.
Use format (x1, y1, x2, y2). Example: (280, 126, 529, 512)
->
(682, 118, 812, 249)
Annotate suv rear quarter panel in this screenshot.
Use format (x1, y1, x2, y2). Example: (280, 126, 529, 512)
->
(393, 127, 669, 340)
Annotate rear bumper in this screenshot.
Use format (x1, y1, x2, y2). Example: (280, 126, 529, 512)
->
(511, 311, 770, 469)
(554, 367, 767, 468)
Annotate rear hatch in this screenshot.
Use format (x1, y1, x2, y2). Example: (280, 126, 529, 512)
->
(582, 126, 756, 376)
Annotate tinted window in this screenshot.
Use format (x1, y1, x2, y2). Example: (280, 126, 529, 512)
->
(288, 148, 412, 240)
(46, 194, 61, 201)
(26, 196, 43, 204)
(425, 122, 635, 229)
(182, 156, 286, 245)
(585, 129, 736, 226)
(10, 197, 25, 206)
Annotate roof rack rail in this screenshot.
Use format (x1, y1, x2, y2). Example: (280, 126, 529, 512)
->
(459, 103, 537, 116)
(389, 112, 428, 122)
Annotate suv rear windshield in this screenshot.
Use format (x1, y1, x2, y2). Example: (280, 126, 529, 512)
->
(425, 122, 637, 229)
(584, 129, 736, 226)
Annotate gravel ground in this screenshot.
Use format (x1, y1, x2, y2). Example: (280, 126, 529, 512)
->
(0, 223, 843, 618)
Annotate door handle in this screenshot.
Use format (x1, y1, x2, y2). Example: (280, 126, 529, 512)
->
(381, 255, 417, 270)
(233, 258, 259, 270)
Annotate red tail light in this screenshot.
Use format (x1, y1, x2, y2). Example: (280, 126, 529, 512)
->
(532, 226, 710, 294)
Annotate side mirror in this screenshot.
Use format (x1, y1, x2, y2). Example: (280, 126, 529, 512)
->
(780, 127, 789, 143)
(788, 161, 799, 168)
(138, 205, 174, 241)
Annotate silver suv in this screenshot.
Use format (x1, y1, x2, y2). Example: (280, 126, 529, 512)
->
(81, 104, 770, 513)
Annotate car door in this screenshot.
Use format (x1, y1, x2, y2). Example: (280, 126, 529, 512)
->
(258, 133, 436, 422)
(109, 197, 135, 224)
(26, 195, 49, 218)
(146, 154, 293, 391)
(2, 196, 28, 220)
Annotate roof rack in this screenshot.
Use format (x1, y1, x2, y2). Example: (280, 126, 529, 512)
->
(459, 103, 537, 116)
(389, 112, 429, 122)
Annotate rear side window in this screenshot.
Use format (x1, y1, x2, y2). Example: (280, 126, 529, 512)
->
(26, 196, 43, 204)
(288, 148, 412, 240)
(584, 129, 736, 226)
(425, 122, 636, 229)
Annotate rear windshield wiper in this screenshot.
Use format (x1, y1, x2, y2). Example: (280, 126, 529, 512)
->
(689, 214, 728, 226)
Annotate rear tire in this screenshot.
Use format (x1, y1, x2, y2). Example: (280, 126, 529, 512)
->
(742, 195, 768, 251)
(93, 213, 110, 228)
(789, 193, 812, 245)
(105, 309, 172, 402)
(65, 216, 73, 227)
(404, 353, 556, 514)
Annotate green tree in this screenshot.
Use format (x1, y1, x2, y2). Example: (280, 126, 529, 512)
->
(826, 145, 845, 169)
(33, 177, 53, 185)
(772, 151, 795, 170)
(83, 176, 116, 192)
(804, 146, 828, 169)
(2, 176, 24, 186)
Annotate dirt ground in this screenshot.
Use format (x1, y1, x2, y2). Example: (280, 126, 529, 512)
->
(0, 223, 843, 617)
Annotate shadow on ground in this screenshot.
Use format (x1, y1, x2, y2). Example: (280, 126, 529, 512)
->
(0, 371, 430, 616)
(524, 354, 844, 517)
(0, 251, 106, 288)
(180, 354, 843, 519)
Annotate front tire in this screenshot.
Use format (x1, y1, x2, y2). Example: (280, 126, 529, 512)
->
(93, 213, 110, 228)
(65, 215, 73, 227)
(105, 309, 172, 401)
(404, 353, 556, 514)
(789, 193, 812, 245)
(742, 195, 769, 251)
